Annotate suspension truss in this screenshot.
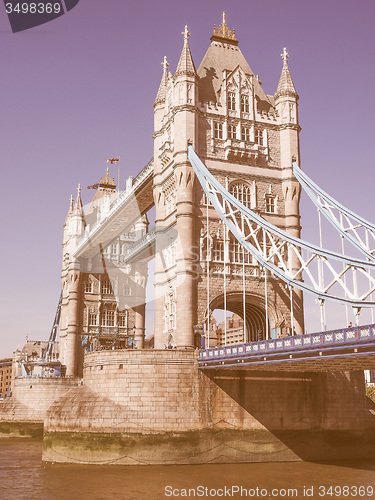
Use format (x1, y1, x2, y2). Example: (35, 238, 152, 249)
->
(188, 146, 375, 308)
(293, 162, 375, 261)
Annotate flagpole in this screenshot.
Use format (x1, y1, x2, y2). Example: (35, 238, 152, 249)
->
(106, 156, 120, 196)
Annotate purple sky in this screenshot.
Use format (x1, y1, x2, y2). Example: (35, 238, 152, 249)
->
(1, 0, 375, 358)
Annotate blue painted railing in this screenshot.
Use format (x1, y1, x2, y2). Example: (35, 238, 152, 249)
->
(198, 324, 375, 366)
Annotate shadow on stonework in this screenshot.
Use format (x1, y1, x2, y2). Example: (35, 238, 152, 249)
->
(204, 368, 375, 462)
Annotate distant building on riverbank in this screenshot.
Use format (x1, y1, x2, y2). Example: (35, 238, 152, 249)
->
(0, 359, 12, 398)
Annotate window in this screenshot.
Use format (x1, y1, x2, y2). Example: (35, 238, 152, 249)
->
(123, 284, 132, 296)
(164, 289, 176, 332)
(230, 238, 252, 264)
(255, 129, 263, 145)
(228, 124, 237, 140)
(228, 92, 236, 111)
(214, 122, 223, 139)
(118, 313, 127, 327)
(241, 94, 249, 113)
(101, 280, 112, 294)
(165, 192, 176, 216)
(213, 240, 224, 262)
(265, 195, 276, 213)
(89, 310, 97, 326)
(110, 242, 118, 255)
(241, 127, 250, 142)
(164, 242, 177, 269)
(85, 280, 93, 293)
(101, 308, 115, 327)
(230, 183, 252, 209)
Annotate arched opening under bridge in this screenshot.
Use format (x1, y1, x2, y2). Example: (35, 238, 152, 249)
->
(207, 292, 284, 345)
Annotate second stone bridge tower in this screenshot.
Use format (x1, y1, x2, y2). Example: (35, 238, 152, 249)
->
(153, 14, 304, 349)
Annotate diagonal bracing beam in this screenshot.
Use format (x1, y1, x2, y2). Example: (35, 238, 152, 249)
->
(188, 146, 375, 307)
(293, 162, 375, 261)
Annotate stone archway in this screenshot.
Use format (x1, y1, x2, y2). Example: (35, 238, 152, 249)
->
(208, 291, 284, 343)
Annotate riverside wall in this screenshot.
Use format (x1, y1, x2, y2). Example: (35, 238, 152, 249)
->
(39, 349, 375, 465)
(0, 377, 79, 437)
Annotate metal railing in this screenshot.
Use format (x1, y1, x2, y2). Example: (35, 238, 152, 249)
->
(199, 323, 375, 366)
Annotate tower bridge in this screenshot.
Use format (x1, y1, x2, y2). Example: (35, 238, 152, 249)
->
(4, 13, 375, 466)
(57, 12, 375, 378)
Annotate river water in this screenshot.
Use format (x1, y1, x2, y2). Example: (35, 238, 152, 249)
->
(1, 438, 375, 500)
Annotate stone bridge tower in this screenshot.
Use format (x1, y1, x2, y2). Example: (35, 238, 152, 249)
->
(60, 172, 148, 377)
(153, 14, 304, 349)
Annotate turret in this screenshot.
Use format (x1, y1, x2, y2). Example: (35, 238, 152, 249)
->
(154, 56, 169, 133)
(173, 25, 198, 153)
(70, 184, 86, 239)
(276, 48, 303, 334)
(275, 47, 300, 167)
(63, 194, 74, 246)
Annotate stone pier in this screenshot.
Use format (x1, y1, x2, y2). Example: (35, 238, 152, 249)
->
(38, 350, 375, 465)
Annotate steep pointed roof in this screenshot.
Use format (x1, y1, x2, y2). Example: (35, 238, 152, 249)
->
(275, 47, 298, 99)
(197, 18, 273, 108)
(175, 25, 197, 77)
(155, 56, 169, 105)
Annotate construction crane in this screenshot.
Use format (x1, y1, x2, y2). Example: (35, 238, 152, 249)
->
(39, 291, 62, 365)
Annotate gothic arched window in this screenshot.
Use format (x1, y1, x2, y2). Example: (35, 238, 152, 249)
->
(228, 92, 236, 111)
(230, 182, 252, 209)
(213, 239, 224, 262)
(241, 94, 249, 113)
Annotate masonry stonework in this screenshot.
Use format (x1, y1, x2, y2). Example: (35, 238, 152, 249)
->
(2, 16, 375, 467)
(153, 16, 303, 351)
(42, 350, 375, 464)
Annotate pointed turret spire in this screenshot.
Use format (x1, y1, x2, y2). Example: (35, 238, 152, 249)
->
(74, 183, 83, 212)
(64, 194, 74, 226)
(155, 56, 169, 104)
(70, 183, 86, 237)
(175, 25, 197, 76)
(275, 47, 298, 99)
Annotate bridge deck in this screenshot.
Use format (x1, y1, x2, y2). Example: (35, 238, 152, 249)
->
(198, 324, 375, 372)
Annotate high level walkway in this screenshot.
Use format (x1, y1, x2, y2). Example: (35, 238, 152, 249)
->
(73, 159, 154, 260)
(199, 324, 375, 372)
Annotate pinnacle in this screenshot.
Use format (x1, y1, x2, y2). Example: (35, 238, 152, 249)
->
(74, 183, 83, 212)
(275, 47, 298, 99)
(155, 56, 169, 104)
(175, 25, 197, 77)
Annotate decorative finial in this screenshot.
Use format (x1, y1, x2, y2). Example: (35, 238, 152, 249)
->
(212, 12, 237, 42)
(70, 194, 74, 206)
(162, 56, 169, 72)
(182, 25, 191, 42)
(76, 184, 81, 197)
(99, 166, 116, 188)
(281, 47, 289, 63)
